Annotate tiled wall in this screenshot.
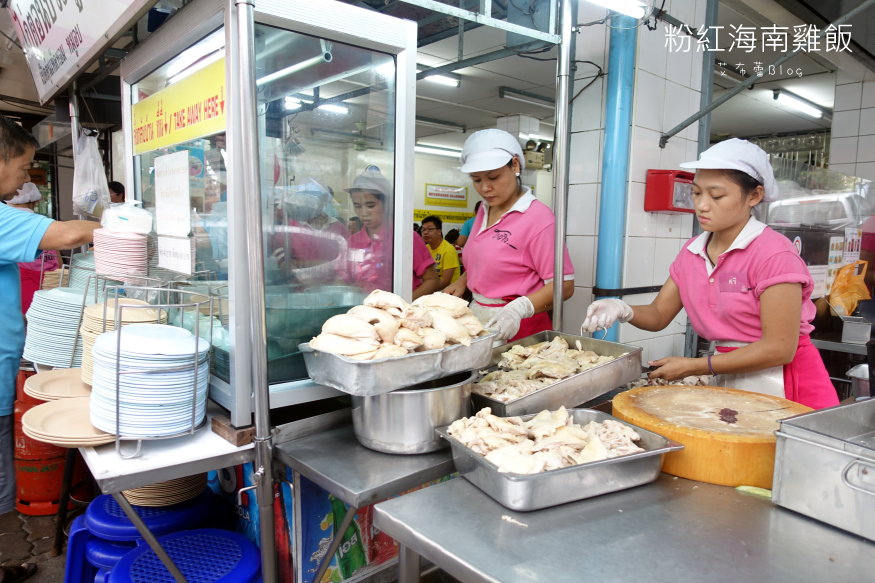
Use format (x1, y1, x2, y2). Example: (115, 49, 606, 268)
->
(563, 0, 706, 363)
(829, 70, 875, 182)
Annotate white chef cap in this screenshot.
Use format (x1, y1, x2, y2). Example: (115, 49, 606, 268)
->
(679, 138, 779, 202)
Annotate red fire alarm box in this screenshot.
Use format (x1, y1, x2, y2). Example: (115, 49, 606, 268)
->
(644, 169, 695, 213)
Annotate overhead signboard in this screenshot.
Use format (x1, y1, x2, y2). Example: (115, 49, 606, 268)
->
(131, 57, 226, 154)
(6, 0, 153, 104)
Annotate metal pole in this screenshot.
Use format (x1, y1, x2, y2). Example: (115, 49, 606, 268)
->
(112, 492, 187, 582)
(660, 0, 875, 148)
(232, 1, 277, 581)
(595, 12, 638, 342)
(552, 0, 574, 329)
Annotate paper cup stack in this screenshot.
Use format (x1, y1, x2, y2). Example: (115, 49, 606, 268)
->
(79, 298, 167, 385)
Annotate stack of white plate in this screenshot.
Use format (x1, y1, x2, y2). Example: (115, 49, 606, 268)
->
(21, 396, 115, 448)
(24, 368, 91, 400)
(93, 229, 148, 279)
(23, 287, 95, 368)
(122, 474, 207, 507)
(79, 299, 166, 385)
(90, 324, 210, 438)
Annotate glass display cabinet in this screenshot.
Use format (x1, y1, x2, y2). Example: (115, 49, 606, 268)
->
(121, 0, 417, 426)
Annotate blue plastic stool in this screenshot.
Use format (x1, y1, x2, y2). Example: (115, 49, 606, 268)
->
(108, 529, 261, 583)
(64, 515, 96, 583)
(85, 491, 213, 541)
(87, 538, 137, 571)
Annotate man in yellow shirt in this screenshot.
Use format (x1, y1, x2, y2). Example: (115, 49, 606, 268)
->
(420, 215, 460, 286)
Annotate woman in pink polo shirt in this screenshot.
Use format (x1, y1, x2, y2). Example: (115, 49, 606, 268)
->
(346, 166, 440, 299)
(583, 139, 838, 409)
(444, 129, 574, 342)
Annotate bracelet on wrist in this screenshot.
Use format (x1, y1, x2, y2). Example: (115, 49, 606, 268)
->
(707, 354, 717, 376)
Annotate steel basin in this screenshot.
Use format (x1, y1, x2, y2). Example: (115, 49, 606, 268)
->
(351, 370, 475, 454)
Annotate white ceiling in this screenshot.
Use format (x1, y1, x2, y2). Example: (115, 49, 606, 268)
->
(2, 0, 874, 150)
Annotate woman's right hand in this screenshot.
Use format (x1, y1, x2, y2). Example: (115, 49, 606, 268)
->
(443, 278, 467, 297)
(581, 299, 633, 333)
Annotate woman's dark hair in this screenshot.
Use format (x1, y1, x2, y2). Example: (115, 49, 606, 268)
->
(445, 229, 460, 244)
(108, 181, 125, 195)
(474, 200, 482, 212)
(719, 169, 762, 195)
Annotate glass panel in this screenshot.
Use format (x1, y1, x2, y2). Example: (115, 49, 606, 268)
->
(254, 22, 397, 384)
(130, 29, 230, 381)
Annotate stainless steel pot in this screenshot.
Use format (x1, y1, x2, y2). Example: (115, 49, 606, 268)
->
(846, 364, 870, 398)
(351, 370, 475, 454)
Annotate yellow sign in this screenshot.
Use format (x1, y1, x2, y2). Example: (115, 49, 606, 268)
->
(424, 183, 467, 208)
(132, 58, 226, 154)
(414, 209, 474, 224)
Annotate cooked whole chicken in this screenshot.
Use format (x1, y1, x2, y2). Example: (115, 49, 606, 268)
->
(308, 289, 490, 360)
(447, 406, 644, 474)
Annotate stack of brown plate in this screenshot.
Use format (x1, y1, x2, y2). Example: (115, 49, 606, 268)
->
(40, 268, 63, 290)
(23, 368, 91, 401)
(121, 474, 207, 507)
(80, 298, 166, 385)
(21, 396, 115, 448)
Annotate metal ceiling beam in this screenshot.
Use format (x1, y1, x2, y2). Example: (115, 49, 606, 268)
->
(396, 0, 560, 43)
(660, 0, 875, 148)
(416, 39, 551, 79)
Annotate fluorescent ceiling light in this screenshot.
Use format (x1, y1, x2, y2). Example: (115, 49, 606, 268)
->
(424, 74, 461, 87)
(167, 49, 223, 86)
(317, 103, 350, 115)
(416, 117, 466, 133)
(772, 89, 823, 119)
(498, 87, 554, 109)
(583, 0, 649, 18)
(414, 145, 462, 158)
(256, 54, 326, 87)
(165, 31, 225, 79)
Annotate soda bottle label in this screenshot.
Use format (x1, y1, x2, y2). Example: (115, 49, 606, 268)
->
(328, 494, 367, 578)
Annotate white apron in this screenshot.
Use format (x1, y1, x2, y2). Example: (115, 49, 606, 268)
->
(712, 340, 786, 399)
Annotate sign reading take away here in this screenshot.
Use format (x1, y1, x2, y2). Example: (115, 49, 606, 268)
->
(132, 57, 226, 155)
(7, 0, 152, 103)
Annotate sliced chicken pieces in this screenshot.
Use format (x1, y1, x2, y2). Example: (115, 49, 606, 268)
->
(455, 313, 484, 336)
(321, 314, 380, 344)
(399, 305, 433, 332)
(371, 343, 409, 359)
(347, 305, 400, 344)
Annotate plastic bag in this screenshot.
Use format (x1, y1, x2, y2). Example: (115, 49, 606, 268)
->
(828, 260, 871, 317)
(100, 201, 154, 234)
(72, 133, 110, 218)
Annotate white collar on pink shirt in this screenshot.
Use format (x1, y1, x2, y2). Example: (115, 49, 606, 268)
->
(686, 216, 767, 273)
(476, 188, 535, 235)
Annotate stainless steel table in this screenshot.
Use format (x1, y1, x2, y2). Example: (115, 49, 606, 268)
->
(275, 424, 455, 583)
(374, 475, 874, 583)
(77, 411, 255, 582)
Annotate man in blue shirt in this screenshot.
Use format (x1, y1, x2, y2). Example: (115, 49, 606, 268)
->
(0, 117, 99, 580)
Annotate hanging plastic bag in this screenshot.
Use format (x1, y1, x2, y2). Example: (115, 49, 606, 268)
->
(72, 132, 110, 218)
(100, 201, 154, 234)
(828, 260, 871, 317)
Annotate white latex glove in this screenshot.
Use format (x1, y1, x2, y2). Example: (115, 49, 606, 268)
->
(485, 296, 535, 341)
(581, 299, 633, 333)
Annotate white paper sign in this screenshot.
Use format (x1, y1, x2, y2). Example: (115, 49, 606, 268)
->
(157, 236, 193, 275)
(154, 150, 191, 237)
(7, 0, 152, 103)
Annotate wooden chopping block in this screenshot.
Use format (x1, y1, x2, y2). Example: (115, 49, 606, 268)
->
(612, 385, 812, 488)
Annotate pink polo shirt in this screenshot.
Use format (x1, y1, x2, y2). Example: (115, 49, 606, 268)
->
(669, 217, 815, 342)
(348, 226, 434, 291)
(464, 190, 574, 299)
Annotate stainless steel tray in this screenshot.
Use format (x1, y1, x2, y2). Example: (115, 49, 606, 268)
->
(773, 398, 875, 541)
(436, 408, 682, 511)
(470, 331, 643, 416)
(299, 332, 497, 396)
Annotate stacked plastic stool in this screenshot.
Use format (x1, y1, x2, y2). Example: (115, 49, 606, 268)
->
(109, 528, 261, 583)
(65, 491, 213, 583)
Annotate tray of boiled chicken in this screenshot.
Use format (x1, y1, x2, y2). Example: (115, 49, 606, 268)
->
(436, 406, 682, 511)
(470, 331, 643, 417)
(299, 290, 496, 396)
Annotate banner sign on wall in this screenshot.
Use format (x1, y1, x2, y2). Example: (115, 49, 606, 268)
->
(414, 209, 474, 224)
(424, 184, 467, 207)
(6, 0, 153, 103)
(132, 58, 226, 154)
